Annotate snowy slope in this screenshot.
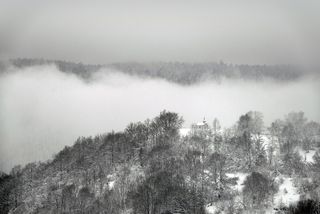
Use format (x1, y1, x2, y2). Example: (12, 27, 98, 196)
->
(226, 172, 249, 192)
(206, 173, 249, 214)
(274, 177, 300, 208)
(296, 148, 317, 163)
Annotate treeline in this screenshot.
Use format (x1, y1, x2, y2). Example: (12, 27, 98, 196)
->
(1, 111, 320, 214)
(3, 58, 316, 84)
(109, 62, 305, 84)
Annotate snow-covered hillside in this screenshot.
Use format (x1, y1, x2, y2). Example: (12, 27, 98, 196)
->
(274, 177, 300, 208)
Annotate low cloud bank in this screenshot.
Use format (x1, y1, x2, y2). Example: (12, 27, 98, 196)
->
(0, 65, 319, 172)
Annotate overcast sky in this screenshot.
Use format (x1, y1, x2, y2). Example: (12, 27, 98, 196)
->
(0, 0, 319, 64)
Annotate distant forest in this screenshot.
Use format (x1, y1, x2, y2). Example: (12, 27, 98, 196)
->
(1, 58, 317, 84)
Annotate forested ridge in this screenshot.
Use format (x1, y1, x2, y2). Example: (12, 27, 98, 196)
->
(1, 58, 318, 84)
(1, 110, 320, 214)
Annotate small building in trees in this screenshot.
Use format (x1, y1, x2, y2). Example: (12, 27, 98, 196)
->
(191, 118, 210, 136)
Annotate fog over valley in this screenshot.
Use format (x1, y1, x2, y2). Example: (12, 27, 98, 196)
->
(2, 1, 320, 213)
(0, 64, 319, 172)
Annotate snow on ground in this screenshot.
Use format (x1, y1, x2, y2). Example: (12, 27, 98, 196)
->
(106, 174, 116, 190)
(274, 177, 300, 208)
(226, 172, 249, 192)
(206, 173, 248, 214)
(296, 148, 317, 163)
(260, 134, 271, 145)
(179, 128, 190, 137)
(207, 173, 300, 213)
(109, 180, 115, 189)
(206, 204, 218, 214)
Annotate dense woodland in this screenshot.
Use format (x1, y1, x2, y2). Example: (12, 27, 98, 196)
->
(1, 110, 320, 214)
(1, 58, 318, 84)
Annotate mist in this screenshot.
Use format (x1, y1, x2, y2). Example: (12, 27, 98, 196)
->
(0, 65, 319, 172)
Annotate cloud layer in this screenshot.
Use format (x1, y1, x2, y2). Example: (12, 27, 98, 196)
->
(0, 65, 319, 172)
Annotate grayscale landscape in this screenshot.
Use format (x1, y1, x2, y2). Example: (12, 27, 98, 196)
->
(0, 1, 320, 214)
